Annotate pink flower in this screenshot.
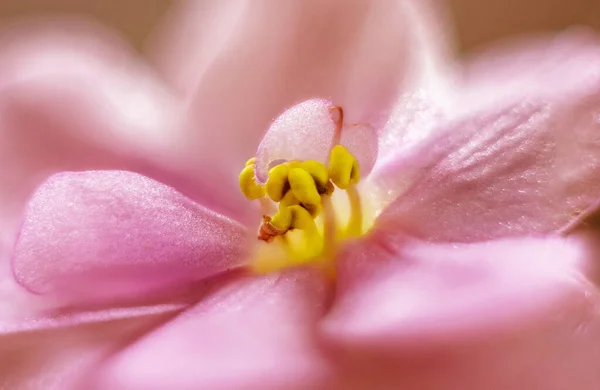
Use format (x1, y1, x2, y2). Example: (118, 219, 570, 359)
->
(2, 1, 600, 389)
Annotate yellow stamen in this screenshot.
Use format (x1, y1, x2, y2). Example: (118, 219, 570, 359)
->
(320, 194, 337, 258)
(270, 208, 292, 231)
(266, 164, 290, 202)
(288, 205, 320, 237)
(239, 115, 368, 275)
(279, 190, 300, 208)
(291, 160, 329, 189)
(239, 164, 265, 200)
(328, 145, 360, 190)
(253, 205, 322, 273)
(288, 168, 321, 208)
(345, 183, 363, 237)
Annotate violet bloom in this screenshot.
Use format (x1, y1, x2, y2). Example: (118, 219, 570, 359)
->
(2, 1, 600, 389)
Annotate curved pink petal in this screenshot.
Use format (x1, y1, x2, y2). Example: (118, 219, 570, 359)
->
(254, 99, 378, 182)
(11, 171, 248, 305)
(0, 20, 193, 266)
(254, 99, 336, 182)
(93, 270, 335, 390)
(0, 308, 177, 390)
(371, 31, 600, 242)
(322, 232, 600, 389)
(148, 0, 454, 189)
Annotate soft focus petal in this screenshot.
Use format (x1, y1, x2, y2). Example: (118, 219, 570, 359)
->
(460, 29, 600, 115)
(11, 171, 248, 305)
(371, 31, 600, 241)
(0, 20, 194, 268)
(374, 1, 456, 162)
(322, 232, 600, 389)
(254, 99, 377, 182)
(0, 309, 177, 390)
(94, 270, 335, 390)
(149, 0, 454, 192)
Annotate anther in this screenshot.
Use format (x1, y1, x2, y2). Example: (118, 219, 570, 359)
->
(328, 145, 360, 190)
(279, 190, 300, 208)
(271, 207, 293, 231)
(266, 164, 290, 202)
(293, 161, 329, 188)
(287, 205, 319, 232)
(257, 205, 320, 242)
(288, 168, 321, 208)
(239, 164, 265, 200)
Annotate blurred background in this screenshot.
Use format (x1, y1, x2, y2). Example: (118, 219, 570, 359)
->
(0, 0, 598, 53)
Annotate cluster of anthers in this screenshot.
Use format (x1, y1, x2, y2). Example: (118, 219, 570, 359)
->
(239, 106, 364, 274)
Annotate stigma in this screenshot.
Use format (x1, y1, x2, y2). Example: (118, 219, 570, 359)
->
(238, 107, 366, 274)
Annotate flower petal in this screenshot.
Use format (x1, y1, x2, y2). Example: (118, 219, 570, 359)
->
(0, 20, 199, 269)
(93, 270, 335, 390)
(374, 1, 456, 163)
(371, 31, 600, 241)
(460, 29, 600, 116)
(322, 233, 600, 389)
(0, 309, 176, 390)
(149, 0, 454, 186)
(254, 99, 378, 182)
(11, 171, 248, 304)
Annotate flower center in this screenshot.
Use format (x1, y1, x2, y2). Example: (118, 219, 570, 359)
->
(239, 138, 364, 275)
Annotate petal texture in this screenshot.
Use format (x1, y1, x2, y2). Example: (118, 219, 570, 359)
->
(148, 0, 454, 197)
(322, 233, 600, 389)
(254, 99, 377, 182)
(0, 20, 194, 270)
(0, 310, 175, 390)
(372, 31, 600, 242)
(11, 171, 248, 304)
(94, 270, 335, 390)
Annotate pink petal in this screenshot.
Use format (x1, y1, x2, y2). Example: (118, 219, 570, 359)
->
(11, 171, 248, 305)
(254, 99, 378, 182)
(370, 31, 600, 242)
(0, 309, 176, 390)
(322, 232, 600, 389)
(93, 270, 336, 390)
(0, 21, 195, 268)
(148, 0, 454, 186)
(460, 29, 600, 115)
(374, 1, 457, 163)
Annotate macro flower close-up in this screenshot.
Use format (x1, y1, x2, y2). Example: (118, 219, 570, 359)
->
(2, 0, 600, 389)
